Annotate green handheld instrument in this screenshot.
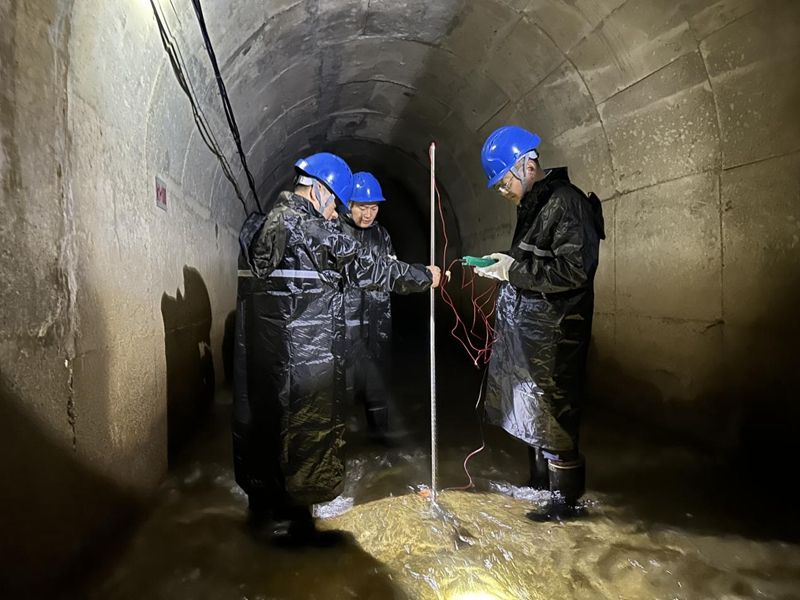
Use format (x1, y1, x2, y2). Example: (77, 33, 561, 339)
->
(461, 256, 498, 268)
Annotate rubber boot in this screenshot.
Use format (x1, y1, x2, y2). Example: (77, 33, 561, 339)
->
(285, 505, 316, 541)
(365, 402, 392, 445)
(527, 455, 586, 522)
(246, 492, 275, 541)
(551, 456, 585, 501)
(273, 504, 345, 548)
(527, 446, 550, 490)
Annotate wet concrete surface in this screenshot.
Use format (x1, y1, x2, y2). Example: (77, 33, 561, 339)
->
(72, 338, 800, 599)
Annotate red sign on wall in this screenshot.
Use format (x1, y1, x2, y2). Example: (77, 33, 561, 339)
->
(155, 176, 167, 211)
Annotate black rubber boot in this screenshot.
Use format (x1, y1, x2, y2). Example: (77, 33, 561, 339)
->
(365, 406, 393, 447)
(246, 492, 275, 540)
(549, 455, 586, 503)
(527, 446, 550, 490)
(527, 455, 586, 522)
(273, 505, 346, 548)
(285, 505, 316, 540)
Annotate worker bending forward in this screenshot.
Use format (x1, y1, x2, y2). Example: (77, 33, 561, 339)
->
(475, 126, 604, 521)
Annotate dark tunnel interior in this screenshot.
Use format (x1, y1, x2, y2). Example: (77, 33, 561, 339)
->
(2, 0, 800, 597)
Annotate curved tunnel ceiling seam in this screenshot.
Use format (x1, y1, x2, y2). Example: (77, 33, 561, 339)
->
(256, 122, 466, 184)
(243, 93, 319, 156)
(245, 79, 495, 155)
(588, 49, 698, 107)
(511, 13, 576, 94)
(248, 107, 399, 162)
(695, 47, 724, 173)
(143, 58, 170, 179)
(566, 0, 634, 52)
(319, 33, 453, 52)
(249, 108, 479, 189)
(217, 0, 306, 72)
(559, 52, 621, 197)
(720, 148, 800, 174)
(341, 78, 418, 92)
(244, 83, 483, 166)
(689, 4, 759, 44)
(318, 34, 460, 58)
(524, 60, 569, 99)
(598, 78, 712, 123)
(327, 108, 385, 118)
(179, 126, 200, 192)
(476, 99, 511, 134)
(609, 167, 722, 200)
(256, 128, 474, 207)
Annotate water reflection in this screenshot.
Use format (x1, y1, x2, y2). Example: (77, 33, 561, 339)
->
(85, 459, 406, 600)
(78, 346, 800, 599)
(325, 488, 800, 599)
(83, 436, 800, 600)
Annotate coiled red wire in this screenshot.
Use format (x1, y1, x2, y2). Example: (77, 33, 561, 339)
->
(433, 177, 497, 490)
(434, 180, 497, 367)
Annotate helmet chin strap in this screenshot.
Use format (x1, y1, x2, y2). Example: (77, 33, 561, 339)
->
(510, 150, 539, 192)
(312, 180, 335, 215)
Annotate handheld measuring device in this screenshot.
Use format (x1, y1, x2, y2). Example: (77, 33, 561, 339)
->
(461, 256, 498, 268)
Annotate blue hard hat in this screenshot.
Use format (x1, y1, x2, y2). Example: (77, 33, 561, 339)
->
(349, 172, 386, 205)
(480, 126, 541, 188)
(295, 152, 354, 201)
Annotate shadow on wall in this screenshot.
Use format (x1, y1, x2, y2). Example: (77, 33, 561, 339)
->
(161, 266, 215, 461)
(0, 376, 139, 597)
(0, 319, 143, 597)
(726, 272, 800, 461)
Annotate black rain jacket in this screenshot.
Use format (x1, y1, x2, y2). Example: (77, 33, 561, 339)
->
(337, 209, 430, 367)
(484, 168, 605, 452)
(233, 192, 432, 505)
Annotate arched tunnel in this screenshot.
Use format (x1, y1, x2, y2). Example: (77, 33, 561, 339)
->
(2, 0, 800, 597)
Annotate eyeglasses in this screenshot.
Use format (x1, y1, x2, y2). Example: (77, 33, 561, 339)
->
(493, 173, 516, 195)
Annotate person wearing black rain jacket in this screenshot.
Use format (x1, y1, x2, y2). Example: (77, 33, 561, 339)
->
(475, 127, 605, 521)
(233, 153, 440, 542)
(338, 172, 429, 443)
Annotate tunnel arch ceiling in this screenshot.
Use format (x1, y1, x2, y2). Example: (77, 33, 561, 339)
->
(73, 0, 798, 443)
(145, 0, 800, 255)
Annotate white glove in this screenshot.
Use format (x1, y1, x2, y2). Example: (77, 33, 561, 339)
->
(474, 253, 514, 281)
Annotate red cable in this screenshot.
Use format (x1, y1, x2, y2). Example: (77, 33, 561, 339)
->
(434, 180, 497, 366)
(431, 159, 504, 489)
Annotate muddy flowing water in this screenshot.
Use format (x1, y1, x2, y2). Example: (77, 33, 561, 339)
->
(77, 347, 800, 599)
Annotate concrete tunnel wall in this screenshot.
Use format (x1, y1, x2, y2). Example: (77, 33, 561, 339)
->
(1, 0, 799, 590)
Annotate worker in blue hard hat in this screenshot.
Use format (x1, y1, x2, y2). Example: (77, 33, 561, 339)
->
(475, 126, 605, 521)
(338, 172, 431, 445)
(233, 153, 441, 544)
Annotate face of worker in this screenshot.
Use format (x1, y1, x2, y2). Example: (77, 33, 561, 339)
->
(350, 202, 380, 228)
(492, 158, 541, 206)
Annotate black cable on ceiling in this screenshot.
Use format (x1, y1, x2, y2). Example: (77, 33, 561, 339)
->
(190, 0, 263, 214)
(149, 0, 250, 216)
